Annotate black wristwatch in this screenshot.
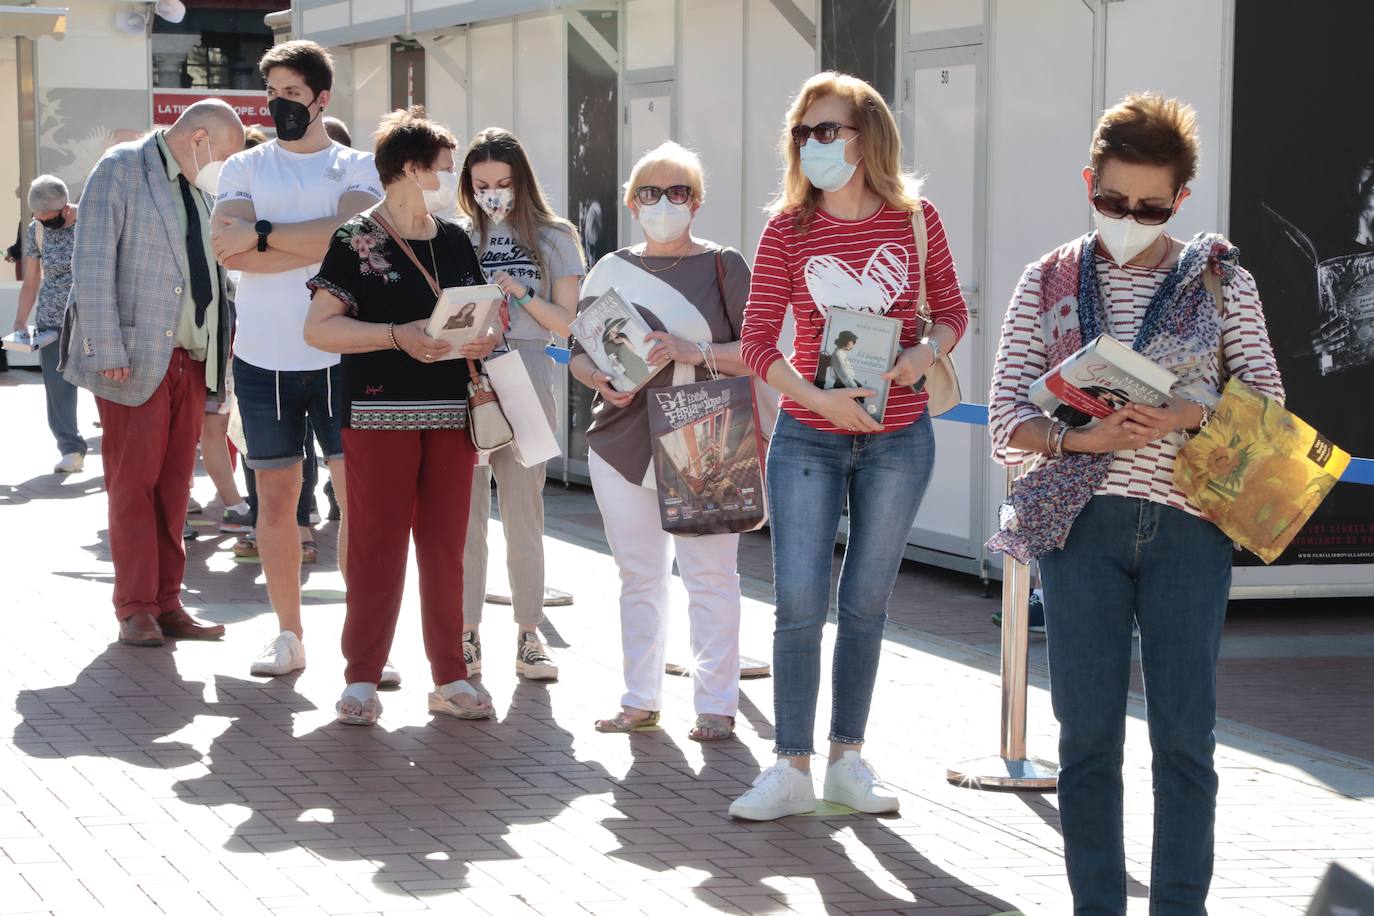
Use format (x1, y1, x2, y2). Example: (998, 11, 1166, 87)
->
(254, 219, 272, 252)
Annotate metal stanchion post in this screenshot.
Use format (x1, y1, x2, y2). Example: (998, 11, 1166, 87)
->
(946, 466, 1059, 790)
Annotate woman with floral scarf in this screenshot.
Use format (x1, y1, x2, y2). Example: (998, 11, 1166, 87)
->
(987, 93, 1283, 914)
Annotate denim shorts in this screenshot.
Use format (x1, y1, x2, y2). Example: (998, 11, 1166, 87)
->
(233, 356, 344, 470)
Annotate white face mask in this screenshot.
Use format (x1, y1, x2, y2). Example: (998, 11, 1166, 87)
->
(638, 197, 693, 244)
(417, 169, 458, 214)
(191, 136, 224, 197)
(475, 187, 514, 224)
(1093, 209, 1169, 264)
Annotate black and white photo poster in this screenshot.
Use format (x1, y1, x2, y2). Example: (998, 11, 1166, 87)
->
(1229, 0, 1374, 563)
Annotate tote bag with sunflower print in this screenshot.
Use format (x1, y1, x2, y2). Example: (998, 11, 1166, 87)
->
(1174, 377, 1350, 563)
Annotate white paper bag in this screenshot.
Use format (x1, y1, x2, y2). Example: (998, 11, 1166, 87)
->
(483, 349, 561, 468)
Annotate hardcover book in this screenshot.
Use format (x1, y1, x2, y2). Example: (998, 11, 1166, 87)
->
(2, 328, 58, 353)
(424, 283, 503, 361)
(570, 287, 663, 393)
(1029, 334, 1177, 428)
(811, 307, 902, 422)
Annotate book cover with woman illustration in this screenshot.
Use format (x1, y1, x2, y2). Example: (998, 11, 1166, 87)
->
(811, 307, 901, 421)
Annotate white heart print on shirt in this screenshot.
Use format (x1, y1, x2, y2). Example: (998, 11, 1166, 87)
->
(803, 243, 909, 315)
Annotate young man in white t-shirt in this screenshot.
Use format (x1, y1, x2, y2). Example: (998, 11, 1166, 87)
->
(211, 40, 382, 677)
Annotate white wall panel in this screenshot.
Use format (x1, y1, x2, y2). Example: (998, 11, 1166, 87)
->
(424, 34, 469, 148)
(351, 43, 390, 149)
(37, 0, 148, 90)
(742, 0, 817, 260)
(1104, 0, 1226, 236)
(516, 15, 568, 218)
(910, 0, 982, 32)
(984, 0, 1096, 534)
(680, 0, 745, 251)
(626, 0, 676, 71)
(0, 39, 18, 242)
(469, 21, 515, 133)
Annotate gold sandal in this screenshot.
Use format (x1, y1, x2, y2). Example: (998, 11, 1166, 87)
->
(688, 714, 735, 742)
(594, 708, 660, 733)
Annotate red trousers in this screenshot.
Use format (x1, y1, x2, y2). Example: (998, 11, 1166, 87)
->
(341, 426, 475, 685)
(96, 350, 206, 620)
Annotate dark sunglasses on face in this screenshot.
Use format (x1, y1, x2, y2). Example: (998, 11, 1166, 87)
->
(634, 184, 693, 206)
(1091, 181, 1180, 226)
(790, 121, 857, 146)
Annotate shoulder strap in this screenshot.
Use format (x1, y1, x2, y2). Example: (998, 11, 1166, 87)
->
(714, 249, 734, 339)
(1201, 265, 1224, 316)
(371, 210, 442, 298)
(910, 200, 929, 319)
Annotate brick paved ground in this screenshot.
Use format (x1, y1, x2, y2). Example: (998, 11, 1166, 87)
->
(2, 369, 1373, 915)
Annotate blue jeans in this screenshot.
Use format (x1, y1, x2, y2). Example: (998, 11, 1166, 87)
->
(767, 410, 935, 756)
(39, 338, 86, 457)
(1039, 495, 1233, 916)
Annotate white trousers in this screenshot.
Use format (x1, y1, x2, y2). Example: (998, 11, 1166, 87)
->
(589, 449, 741, 717)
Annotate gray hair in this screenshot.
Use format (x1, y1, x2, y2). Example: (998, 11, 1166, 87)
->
(27, 174, 68, 214)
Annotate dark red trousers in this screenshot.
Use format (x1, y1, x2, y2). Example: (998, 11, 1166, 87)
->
(341, 427, 475, 685)
(96, 349, 207, 620)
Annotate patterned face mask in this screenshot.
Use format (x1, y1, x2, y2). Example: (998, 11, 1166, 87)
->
(475, 187, 514, 224)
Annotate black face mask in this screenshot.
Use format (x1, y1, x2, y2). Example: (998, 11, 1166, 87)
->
(268, 95, 318, 142)
(39, 213, 66, 230)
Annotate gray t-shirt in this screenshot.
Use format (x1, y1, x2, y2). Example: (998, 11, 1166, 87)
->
(22, 219, 75, 330)
(574, 243, 751, 487)
(470, 222, 585, 341)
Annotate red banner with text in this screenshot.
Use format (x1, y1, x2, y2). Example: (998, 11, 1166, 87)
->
(153, 89, 273, 129)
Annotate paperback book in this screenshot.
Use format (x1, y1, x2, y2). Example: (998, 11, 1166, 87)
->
(811, 307, 902, 422)
(2, 328, 58, 352)
(1029, 334, 1177, 428)
(424, 283, 503, 361)
(570, 287, 663, 392)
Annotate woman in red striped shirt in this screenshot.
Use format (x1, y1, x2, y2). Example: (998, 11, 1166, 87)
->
(729, 72, 968, 821)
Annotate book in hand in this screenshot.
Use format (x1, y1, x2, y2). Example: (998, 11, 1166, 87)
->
(1029, 334, 1177, 428)
(570, 287, 663, 393)
(2, 328, 58, 352)
(811, 306, 902, 422)
(424, 283, 503, 361)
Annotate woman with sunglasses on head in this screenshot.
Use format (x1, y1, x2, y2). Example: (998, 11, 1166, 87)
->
(570, 141, 752, 743)
(987, 94, 1282, 913)
(456, 128, 585, 683)
(731, 72, 968, 820)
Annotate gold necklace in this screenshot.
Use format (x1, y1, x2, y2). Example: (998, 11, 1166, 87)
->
(637, 243, 694, 273)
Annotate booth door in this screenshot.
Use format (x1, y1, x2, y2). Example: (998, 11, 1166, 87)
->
(622, 80, 675, 245)
(904, 43, 987, 571)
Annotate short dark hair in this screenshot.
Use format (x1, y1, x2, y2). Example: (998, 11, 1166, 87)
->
(243, 127, 268, 149)
(258, 40, 334, 96)
(323, 116, 352, 147)
(1090, 92, 1200, 190)
(372, 106, 457, 186)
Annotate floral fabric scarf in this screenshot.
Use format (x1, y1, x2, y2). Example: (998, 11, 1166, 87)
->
(985, 231, 1236, 563)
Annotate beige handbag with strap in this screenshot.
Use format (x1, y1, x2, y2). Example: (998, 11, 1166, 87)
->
(910, 202, 962, 416)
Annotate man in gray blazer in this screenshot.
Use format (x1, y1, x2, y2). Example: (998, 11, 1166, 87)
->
(61, 100, 245, 646)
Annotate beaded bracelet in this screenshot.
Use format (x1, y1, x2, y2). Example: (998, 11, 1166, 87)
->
(387, 322, 400, 351)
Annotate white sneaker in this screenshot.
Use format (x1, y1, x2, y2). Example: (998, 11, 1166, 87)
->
(54, 452, 84, 474)
(249, 631, 306, 677)
(515, 631, 558, 680)
(728, 760, 816, 821)
(379, 660, 401, 689)
(823, 750, 900, 814)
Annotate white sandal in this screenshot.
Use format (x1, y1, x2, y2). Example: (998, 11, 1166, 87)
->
(427, 680, 493, 720)
(336, 690, 382, 726)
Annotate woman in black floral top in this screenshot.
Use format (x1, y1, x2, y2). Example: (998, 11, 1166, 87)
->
(304, 107, 499, 726)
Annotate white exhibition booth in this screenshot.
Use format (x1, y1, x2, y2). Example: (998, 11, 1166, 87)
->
(251, 0, 1374, 597)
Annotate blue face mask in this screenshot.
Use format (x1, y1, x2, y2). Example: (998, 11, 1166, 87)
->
(799, 137, 858, 192)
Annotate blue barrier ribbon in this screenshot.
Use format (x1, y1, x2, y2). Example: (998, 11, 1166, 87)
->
(933, 401, 1374, 486)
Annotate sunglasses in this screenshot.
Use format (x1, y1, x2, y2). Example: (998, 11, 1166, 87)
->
(790, 121, 857, 146)
(634, 185, 693, 206)
(1091, 182, 1181, 226)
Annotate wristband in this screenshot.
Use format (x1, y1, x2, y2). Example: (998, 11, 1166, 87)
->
(514, 286, 534, 307)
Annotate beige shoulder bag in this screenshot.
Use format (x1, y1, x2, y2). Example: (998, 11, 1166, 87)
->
(910, 202, 962, 416)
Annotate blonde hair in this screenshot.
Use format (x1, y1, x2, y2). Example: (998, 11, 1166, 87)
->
(458, 127, 584, 295)
(769, 71, 921, 231)
(622, 141, 706, 207)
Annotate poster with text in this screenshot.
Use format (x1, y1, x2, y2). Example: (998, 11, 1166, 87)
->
(1229, 0, 1374, 563)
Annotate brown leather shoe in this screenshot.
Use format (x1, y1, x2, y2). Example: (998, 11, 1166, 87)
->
(119, 612, 165, 647)
(157, 608, 225, 640)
